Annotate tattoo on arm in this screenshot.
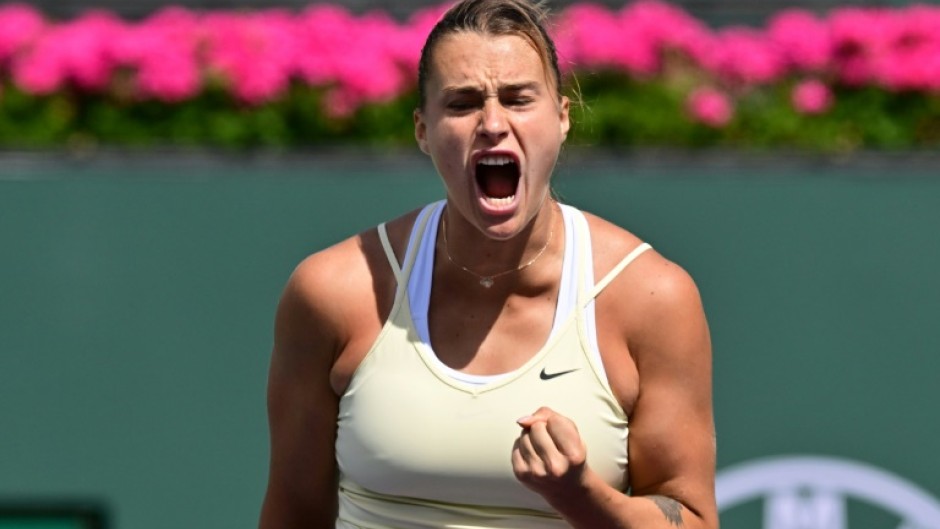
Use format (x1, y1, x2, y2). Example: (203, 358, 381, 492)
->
(647, 495, 683, 526)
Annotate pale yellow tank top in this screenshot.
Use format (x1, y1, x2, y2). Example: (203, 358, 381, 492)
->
(335, 203, 651, 529)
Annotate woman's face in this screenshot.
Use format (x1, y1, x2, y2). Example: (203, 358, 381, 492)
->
(415, 31, 570, 241)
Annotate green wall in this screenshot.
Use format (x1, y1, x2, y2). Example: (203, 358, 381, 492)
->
(2, 156, 939, 528)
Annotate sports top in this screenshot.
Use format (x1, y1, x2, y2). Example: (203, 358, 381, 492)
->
(335, 201, 651, 528)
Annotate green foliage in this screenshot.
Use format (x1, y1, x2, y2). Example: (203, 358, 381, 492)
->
(563, 71, 940, 152)
(1, 77, 938, 151)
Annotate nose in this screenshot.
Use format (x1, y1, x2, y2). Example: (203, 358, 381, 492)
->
(479, 98, 508, 143)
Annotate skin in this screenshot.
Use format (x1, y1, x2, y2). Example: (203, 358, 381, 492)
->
(415, 32, 569, 261)
(259, 31, 717, 529)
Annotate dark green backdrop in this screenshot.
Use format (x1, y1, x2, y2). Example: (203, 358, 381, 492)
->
(2, 154, 938, 528)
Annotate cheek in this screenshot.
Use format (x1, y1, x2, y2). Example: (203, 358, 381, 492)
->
(522, 116, 564, 159)
(427, 140, 465, 185)
(431, 126, 463, 151)
(428, 124, 468, 166)
(520, 123, 564, 188)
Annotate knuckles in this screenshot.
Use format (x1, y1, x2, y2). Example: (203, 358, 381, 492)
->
(512, 407, 589, 493)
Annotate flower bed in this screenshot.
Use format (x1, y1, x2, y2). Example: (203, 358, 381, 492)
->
(1, 1, 939, 151)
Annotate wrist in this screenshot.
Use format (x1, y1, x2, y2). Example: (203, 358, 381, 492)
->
(541, 467, 608, 513)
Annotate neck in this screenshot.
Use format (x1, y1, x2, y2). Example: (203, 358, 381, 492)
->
(438, 200, 558, 287)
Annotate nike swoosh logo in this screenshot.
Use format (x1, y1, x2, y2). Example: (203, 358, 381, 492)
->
(539, 367, 580, 380)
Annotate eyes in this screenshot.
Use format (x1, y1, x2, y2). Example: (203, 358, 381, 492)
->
(444, 91, 537, 113)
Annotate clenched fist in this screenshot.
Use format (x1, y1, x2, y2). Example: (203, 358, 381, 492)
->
(511, 406, 589, 500)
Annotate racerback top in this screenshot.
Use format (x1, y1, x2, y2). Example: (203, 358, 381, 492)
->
(335, 201, 651, 529)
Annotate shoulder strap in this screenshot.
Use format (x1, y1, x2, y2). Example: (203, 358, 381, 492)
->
(375, 203, 439, 288)
(376, 223, 401, 283)
(572, 207, 594, 311)
(402, 205, 437, 280)
(589, 242, 652, 300)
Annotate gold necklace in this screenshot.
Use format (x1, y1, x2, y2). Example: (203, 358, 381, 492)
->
(440, 206, 554, 288)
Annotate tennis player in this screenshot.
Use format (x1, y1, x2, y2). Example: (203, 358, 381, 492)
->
(259, 0, 717, 527)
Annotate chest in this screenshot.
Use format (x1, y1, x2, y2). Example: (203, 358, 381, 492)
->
(335, 310, 629, 511)
(426, 286, 557, 375)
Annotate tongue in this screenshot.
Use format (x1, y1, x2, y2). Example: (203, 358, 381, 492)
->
(478, 165, 517, 199)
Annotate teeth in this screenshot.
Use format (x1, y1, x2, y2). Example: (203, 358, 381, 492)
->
(478, 155, 515, 166)
(484, 196, 515, 206)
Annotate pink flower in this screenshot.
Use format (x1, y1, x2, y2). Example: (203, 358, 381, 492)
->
(294, 6, 411, 114)
(136, 49, 201, 103)
(122, 7, 203, 101)
(294, 5, 356, 86)
(613, 2, 665, 75)
(875, 42, 940, 91)
(791, 79, 833, 114)
(15, 10, 126, 94)
(830, 7, 894, 52)
(0, 3, 45, 65)
(12, 29, 67, 94)
(553, 4, 625, 71)
(686, 87, 733, 127)
(828, 7, 893, 86)
(703, 27, 786, 86)
(621, 0, 713, 66)
(112, 6, 200, 65)
(895, 5, 940, 49)
(395, 3, 450, 75)
(870, 6, 940, 91)
(64, 11, 127, 91)
(767, 9, 832, 72)
(338, 12, 408, 102)
(554, 2, 704, 76)
(7, 0, 940, 115)
(203, 10, 298, 105)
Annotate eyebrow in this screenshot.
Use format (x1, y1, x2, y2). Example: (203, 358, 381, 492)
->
(441, 82, 542, 95)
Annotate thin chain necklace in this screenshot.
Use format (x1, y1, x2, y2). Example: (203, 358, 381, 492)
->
(440, 205, 554, 288)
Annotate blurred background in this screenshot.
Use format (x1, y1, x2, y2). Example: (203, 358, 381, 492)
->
(13, 0, 906, 22)
(2, 0, 940, 528)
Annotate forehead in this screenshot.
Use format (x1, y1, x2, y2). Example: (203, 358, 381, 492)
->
(428, 32, 548, 89)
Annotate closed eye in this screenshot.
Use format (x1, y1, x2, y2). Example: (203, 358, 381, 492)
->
(503, 96, 534, 107)
(444, 93, 484, 113)
(447, 101, 479, 111)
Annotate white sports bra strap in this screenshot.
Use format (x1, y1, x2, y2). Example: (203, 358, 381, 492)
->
(589, 242, 652, 300)
(402, 206, 437, 282)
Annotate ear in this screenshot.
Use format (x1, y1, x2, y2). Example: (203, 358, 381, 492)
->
(414, 108, 430, 155)
(559, 96, 571, 141)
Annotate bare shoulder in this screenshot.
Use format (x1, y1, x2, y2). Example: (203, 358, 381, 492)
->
(276, 207, 425, 359)
(270, 240, 358, 373)
(581, 210, 706, 349)
(261, 207, 429, 528)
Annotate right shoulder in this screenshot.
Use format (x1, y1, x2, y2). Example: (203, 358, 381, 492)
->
(275, 207, 427, 361)
(261, 206, 430, 527)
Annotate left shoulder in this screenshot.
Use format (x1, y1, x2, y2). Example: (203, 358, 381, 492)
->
(580, 210, 705, 339)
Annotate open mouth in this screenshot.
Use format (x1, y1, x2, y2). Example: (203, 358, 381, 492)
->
(475, 154, 520, 206)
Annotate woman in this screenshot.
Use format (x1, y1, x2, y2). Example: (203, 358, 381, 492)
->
(259, 0, 717, 527)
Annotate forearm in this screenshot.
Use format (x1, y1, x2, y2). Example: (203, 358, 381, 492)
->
(544, 470, 711, 529)
(259, 501, 335, 529)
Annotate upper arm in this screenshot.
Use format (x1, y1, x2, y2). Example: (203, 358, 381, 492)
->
(625, 258, 717, 527)
(259, 251, 350, 528)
